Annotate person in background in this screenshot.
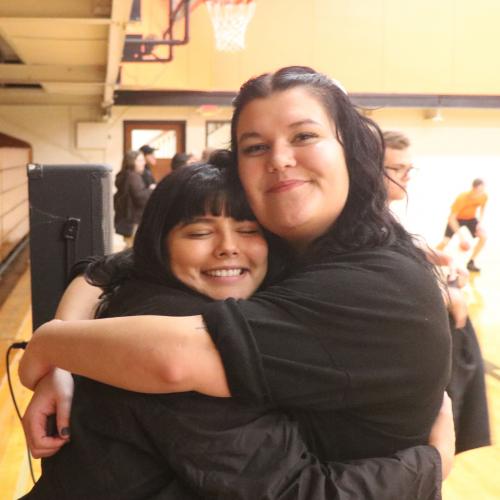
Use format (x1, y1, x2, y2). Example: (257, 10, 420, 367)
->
(436, 178, 488, 272)
(383, 130, 491, 453)
(171, 152, 195, 171)
(139, 144, 157, 188)
(114, 150, 154, 248)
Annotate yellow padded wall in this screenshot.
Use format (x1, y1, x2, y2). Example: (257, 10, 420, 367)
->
(121, 0, 500, 95)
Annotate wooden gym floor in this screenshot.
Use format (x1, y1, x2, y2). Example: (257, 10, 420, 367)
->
(0, 262, 499, 499)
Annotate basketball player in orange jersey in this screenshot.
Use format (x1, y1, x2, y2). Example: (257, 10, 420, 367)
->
(436, 179, 488, 272)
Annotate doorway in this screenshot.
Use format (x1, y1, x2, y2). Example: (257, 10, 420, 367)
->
(124, 121, 186, 180)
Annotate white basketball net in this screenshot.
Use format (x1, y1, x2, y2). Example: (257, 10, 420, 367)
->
(205, 0, 256, 52)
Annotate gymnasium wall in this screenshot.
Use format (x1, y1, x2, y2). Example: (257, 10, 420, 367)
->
(0, 145, 29, 263)
(122, 0, 500, 94)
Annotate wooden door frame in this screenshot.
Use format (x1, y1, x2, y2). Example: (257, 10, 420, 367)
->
(123, 120, 186, 156)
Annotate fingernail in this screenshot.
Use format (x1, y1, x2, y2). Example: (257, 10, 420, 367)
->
(60, 427, 70, 437)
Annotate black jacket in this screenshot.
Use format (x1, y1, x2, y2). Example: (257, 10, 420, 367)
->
(114, 170, 151, 227)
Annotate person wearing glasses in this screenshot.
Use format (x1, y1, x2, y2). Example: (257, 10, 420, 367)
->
(383, 130, 490, 454)
(382, 131, 418, 199)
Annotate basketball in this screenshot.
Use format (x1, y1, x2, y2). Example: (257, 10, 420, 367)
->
(459, 240, 471, 251)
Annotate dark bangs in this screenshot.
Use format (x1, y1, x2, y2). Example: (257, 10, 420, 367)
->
(174, 167, 256, 225)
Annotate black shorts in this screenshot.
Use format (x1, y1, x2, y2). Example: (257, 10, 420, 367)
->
(445, 218, 478, 238)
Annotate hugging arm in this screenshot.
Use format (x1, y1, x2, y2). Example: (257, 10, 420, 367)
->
(164, 419, 445, 500)
(160, 395, 447, 500)
(22, 276, 102, 457)
(19, 314, 229, 396)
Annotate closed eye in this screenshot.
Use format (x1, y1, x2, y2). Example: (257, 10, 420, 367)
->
(186, 231, 211, 238)
(182, 225, 213, 237)
(236, 222, 262, 235)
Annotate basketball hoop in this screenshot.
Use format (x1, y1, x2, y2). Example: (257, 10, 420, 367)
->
(204, 0, 256, 52)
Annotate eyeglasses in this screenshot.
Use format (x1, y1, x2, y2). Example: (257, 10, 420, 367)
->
(384, 164, 418, 177)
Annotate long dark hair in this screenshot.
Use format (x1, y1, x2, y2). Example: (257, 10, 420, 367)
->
(86, 151, 289, 314)
(120, 150, 143, 172)
(230, 66, 434, 270)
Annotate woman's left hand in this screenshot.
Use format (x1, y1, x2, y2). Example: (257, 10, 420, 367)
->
(23, 368, 74, 457)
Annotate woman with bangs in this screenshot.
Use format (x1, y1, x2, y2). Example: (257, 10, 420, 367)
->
(21, 67, 454, 499)
(22, 156, 275, 498)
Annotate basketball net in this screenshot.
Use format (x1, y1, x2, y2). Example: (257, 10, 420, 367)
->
(204, 0, 256, 52)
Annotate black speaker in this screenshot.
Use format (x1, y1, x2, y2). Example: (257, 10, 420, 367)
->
(28, 164, 112, 330)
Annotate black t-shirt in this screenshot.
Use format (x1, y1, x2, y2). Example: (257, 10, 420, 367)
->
(202, 247, 451, 460)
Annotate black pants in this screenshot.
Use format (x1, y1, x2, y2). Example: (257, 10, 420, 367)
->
(444, 218, 478, 238)
(447, 317, 491, 453)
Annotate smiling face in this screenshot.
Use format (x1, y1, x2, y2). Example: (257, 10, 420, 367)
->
(166, 214, 268, 300)
(236, 87, 349, 249)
